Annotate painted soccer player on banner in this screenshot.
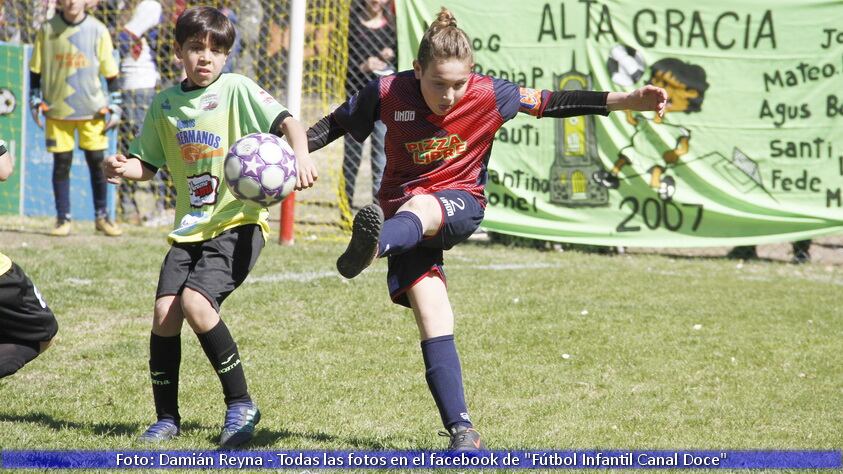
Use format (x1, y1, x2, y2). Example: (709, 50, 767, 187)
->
(593, 57, 709, 201)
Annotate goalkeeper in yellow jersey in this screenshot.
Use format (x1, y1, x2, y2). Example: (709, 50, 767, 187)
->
(29, 0, 123, 237)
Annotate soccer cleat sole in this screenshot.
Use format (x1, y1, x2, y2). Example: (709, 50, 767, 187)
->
(336, 204, 384, 279)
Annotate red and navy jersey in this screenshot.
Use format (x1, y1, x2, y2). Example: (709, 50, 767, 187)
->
(335, 71, 531, 217)
(332, 70, 609, 217)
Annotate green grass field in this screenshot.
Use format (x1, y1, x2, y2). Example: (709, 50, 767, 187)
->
(0, 219, 841, 460)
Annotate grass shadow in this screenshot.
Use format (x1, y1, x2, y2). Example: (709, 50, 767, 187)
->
(0, 412, 137, 437)
(0, 227, 53, 237)
(657, 252, 781, 264)
(0, 412, 212, 438)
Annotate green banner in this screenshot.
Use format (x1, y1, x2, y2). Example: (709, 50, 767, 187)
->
(397, 0, 843, 246)
(0, 43, 24, 215)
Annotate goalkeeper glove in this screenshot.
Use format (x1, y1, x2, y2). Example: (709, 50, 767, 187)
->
(99, 91, 123, 131)
(29, 88, 47, 129)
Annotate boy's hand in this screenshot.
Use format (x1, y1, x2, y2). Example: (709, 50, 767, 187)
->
(626, 85, 669, 117)
(279, 115, 318, 191)
(295, 152, 318, 191)
(102, 153, 128, 184)
(29, 89, 47, 129)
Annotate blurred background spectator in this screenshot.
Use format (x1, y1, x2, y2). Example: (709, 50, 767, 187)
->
(341, 0, 395, 213)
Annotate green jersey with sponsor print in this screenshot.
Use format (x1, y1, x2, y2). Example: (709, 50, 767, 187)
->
(129, 73, 288, 243)
(30, 14, 118, 120)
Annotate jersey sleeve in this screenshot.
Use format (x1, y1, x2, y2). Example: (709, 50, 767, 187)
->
(493, 77, 551, 121)
(494, 76, 606, 120)
(332, 78, 380, 142)
(97, 25, 119, 78)
(237, 76, 289, 133)
(491, 77, 522, 121)
(30, 28, 43, 74)
(129, 99, 166, 169)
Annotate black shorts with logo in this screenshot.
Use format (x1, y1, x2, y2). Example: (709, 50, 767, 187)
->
(387, 189, 484, 308)
(0, 263, 58, 342)
(156, 224, 265, 312)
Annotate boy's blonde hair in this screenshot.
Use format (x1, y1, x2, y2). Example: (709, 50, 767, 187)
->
(416, 7, 473, 70)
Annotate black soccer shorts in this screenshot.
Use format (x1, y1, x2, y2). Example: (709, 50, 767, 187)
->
(0, 263, 58, 343)
(156, 224, 265, 312)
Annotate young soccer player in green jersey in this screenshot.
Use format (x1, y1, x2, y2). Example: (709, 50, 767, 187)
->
(103, 6, 317, 448)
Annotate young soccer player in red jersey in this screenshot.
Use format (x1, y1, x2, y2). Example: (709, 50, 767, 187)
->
(307, 7, 668, 450)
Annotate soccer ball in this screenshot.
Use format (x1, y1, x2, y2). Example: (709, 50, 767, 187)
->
(224, 133, 297, 207)
(607, 44, 646, 87)
(0, 88, 16, 115)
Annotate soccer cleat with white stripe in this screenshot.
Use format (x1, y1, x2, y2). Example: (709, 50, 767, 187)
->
(138, 419, 180, 442)
(219, 401, 261, 448)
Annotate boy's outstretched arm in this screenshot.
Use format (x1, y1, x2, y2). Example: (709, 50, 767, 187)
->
(102, 154, 156, 184)
(280, 116, 318, 190)
(306, 114, 345, 153)
(607, 85, 669, 117)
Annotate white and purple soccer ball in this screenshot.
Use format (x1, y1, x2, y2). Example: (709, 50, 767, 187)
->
(224, 132, 297, 207)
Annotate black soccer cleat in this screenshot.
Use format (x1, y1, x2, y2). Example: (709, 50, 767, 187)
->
(441, 425, 486, 451)
(336, 204, 384, 279)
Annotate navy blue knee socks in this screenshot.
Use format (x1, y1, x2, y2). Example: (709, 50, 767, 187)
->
(421, 334, 473, 430)
(378, 211, 423, 258)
